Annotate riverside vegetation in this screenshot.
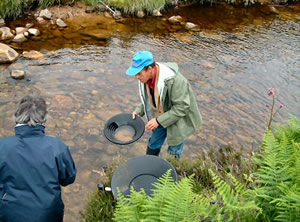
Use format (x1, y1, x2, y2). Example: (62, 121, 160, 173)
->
(80, 89, 300, 221)
(81, 116, 300, 221)
(1, 0, 299, 20)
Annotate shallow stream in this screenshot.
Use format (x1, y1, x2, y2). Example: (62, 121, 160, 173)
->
(0, 3, 299, 221)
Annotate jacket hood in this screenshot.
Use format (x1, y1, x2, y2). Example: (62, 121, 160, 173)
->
(163, 62, 179, 74)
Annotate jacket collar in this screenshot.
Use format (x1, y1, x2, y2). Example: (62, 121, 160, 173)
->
(15, 124, 45, 137)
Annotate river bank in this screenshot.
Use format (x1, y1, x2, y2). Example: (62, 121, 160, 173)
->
(0, 2, 299, 221)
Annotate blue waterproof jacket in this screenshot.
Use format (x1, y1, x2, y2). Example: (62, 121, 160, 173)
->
(0, 125, 76, 222)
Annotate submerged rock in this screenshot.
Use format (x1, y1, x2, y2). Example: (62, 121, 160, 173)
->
(10, 70, 25, 79)
(0, 43, 19, 63)
(168, 15, 183, 24)
(185, 22, 199, 31)
(56, 18, 67, 27)
(80, 29, 112, 40)
(23, 50, 45, 60)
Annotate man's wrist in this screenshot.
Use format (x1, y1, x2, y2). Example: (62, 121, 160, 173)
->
(156, 118, 161, 126)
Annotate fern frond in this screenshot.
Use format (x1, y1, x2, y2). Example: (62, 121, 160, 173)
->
(209, 169, 260, 221)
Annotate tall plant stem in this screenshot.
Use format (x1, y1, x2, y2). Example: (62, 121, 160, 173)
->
(267, 95, 276, 130)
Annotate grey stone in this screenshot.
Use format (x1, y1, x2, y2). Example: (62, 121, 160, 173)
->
(168, 15, 183, 24)
(37, 17, 46, 24)
(28, 28, 40, 36)
(0, 43, 19, 63)
(137, 11, 145, 18)
(12, 33, 27, 43)
(23, 50, 44, 60)
(39, 9, 52, 20)
(26, 23, 34, 29)
(56, 18, 67, 27)
(0, 27, 14, 40)
(153, 10, 162, 17)
(16, 27, 26, 34)
(10, 70, 25, 79)
(0, 18, 5, 27)
(113, 11, 122, 20)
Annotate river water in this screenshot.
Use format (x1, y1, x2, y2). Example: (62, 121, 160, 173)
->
(0, 3, 299, 221)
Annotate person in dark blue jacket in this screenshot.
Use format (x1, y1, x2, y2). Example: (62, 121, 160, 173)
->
(0, 91, 76, 222)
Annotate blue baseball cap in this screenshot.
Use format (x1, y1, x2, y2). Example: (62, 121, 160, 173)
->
(126, 51, 154, 76)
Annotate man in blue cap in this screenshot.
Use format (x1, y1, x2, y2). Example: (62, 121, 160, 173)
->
(127, 51, 202, 158)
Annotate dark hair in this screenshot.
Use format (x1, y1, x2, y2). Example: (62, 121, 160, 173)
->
(144, 62, 156, 71)
(14, 91, 48, 126)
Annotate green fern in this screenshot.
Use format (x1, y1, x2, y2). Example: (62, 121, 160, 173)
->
(254, 116, 300, 221)
(113, 169, 212, 222)
(209, 169, 261, 221)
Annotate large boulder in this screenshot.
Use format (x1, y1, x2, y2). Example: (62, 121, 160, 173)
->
(0, 27, 14, 40)
(39, 9, 52, 20)
(0, 18, 5, 27)
(0, 43, 19, 63)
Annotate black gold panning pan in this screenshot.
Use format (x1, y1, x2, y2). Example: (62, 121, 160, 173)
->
(111, 155, 178, 199)
(104, 113, 145, 145)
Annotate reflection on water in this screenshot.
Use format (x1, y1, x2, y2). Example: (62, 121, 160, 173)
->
(1, 3, 299, 222)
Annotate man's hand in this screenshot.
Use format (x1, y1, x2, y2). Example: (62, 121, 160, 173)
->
(132, 111, 140, 119)
(146, 118, 159, 131)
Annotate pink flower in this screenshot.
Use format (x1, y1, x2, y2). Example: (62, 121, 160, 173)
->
(268, 88, 275, 96)
(279, 104, 284, 109)
(265, 104, 269, 108)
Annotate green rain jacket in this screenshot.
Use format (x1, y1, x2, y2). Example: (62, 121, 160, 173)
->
(135, 62, 202, 146)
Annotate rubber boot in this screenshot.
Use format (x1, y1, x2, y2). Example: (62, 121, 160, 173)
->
(146, 146, 160, 156)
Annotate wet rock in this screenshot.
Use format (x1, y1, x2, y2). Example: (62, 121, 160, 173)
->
(56, 18, 67, 27)
(137, 11, 145, 18)
(153, 9, 162, 17)
(15, 27, 26, 34)
(67, 12, 73, 19)
(0, 27, 14, 40)
(23, 50, 45, 60)
(113, 10, 122, 20)
(85, 6, 96, 13)
(59, 13, 69, 20)
(36, 17, 47, 24)
(0, 43, 19, 63)
(25, 23, 34, 29)
(12, 33, 27, 43)
(80, 29, 112, 40)
(202, 63, 215, 69)
(53, 29, 63, 37)
(10, 70, 25, 79)
(104, 11, 113, 18)
(269, 6, 280, 14)
(40, 9, 52, 20)
(168, 15, 183, 24)
(0, 18, 5, 27)
(28, 28, 40, 36)
(185, 22, 199, 31)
